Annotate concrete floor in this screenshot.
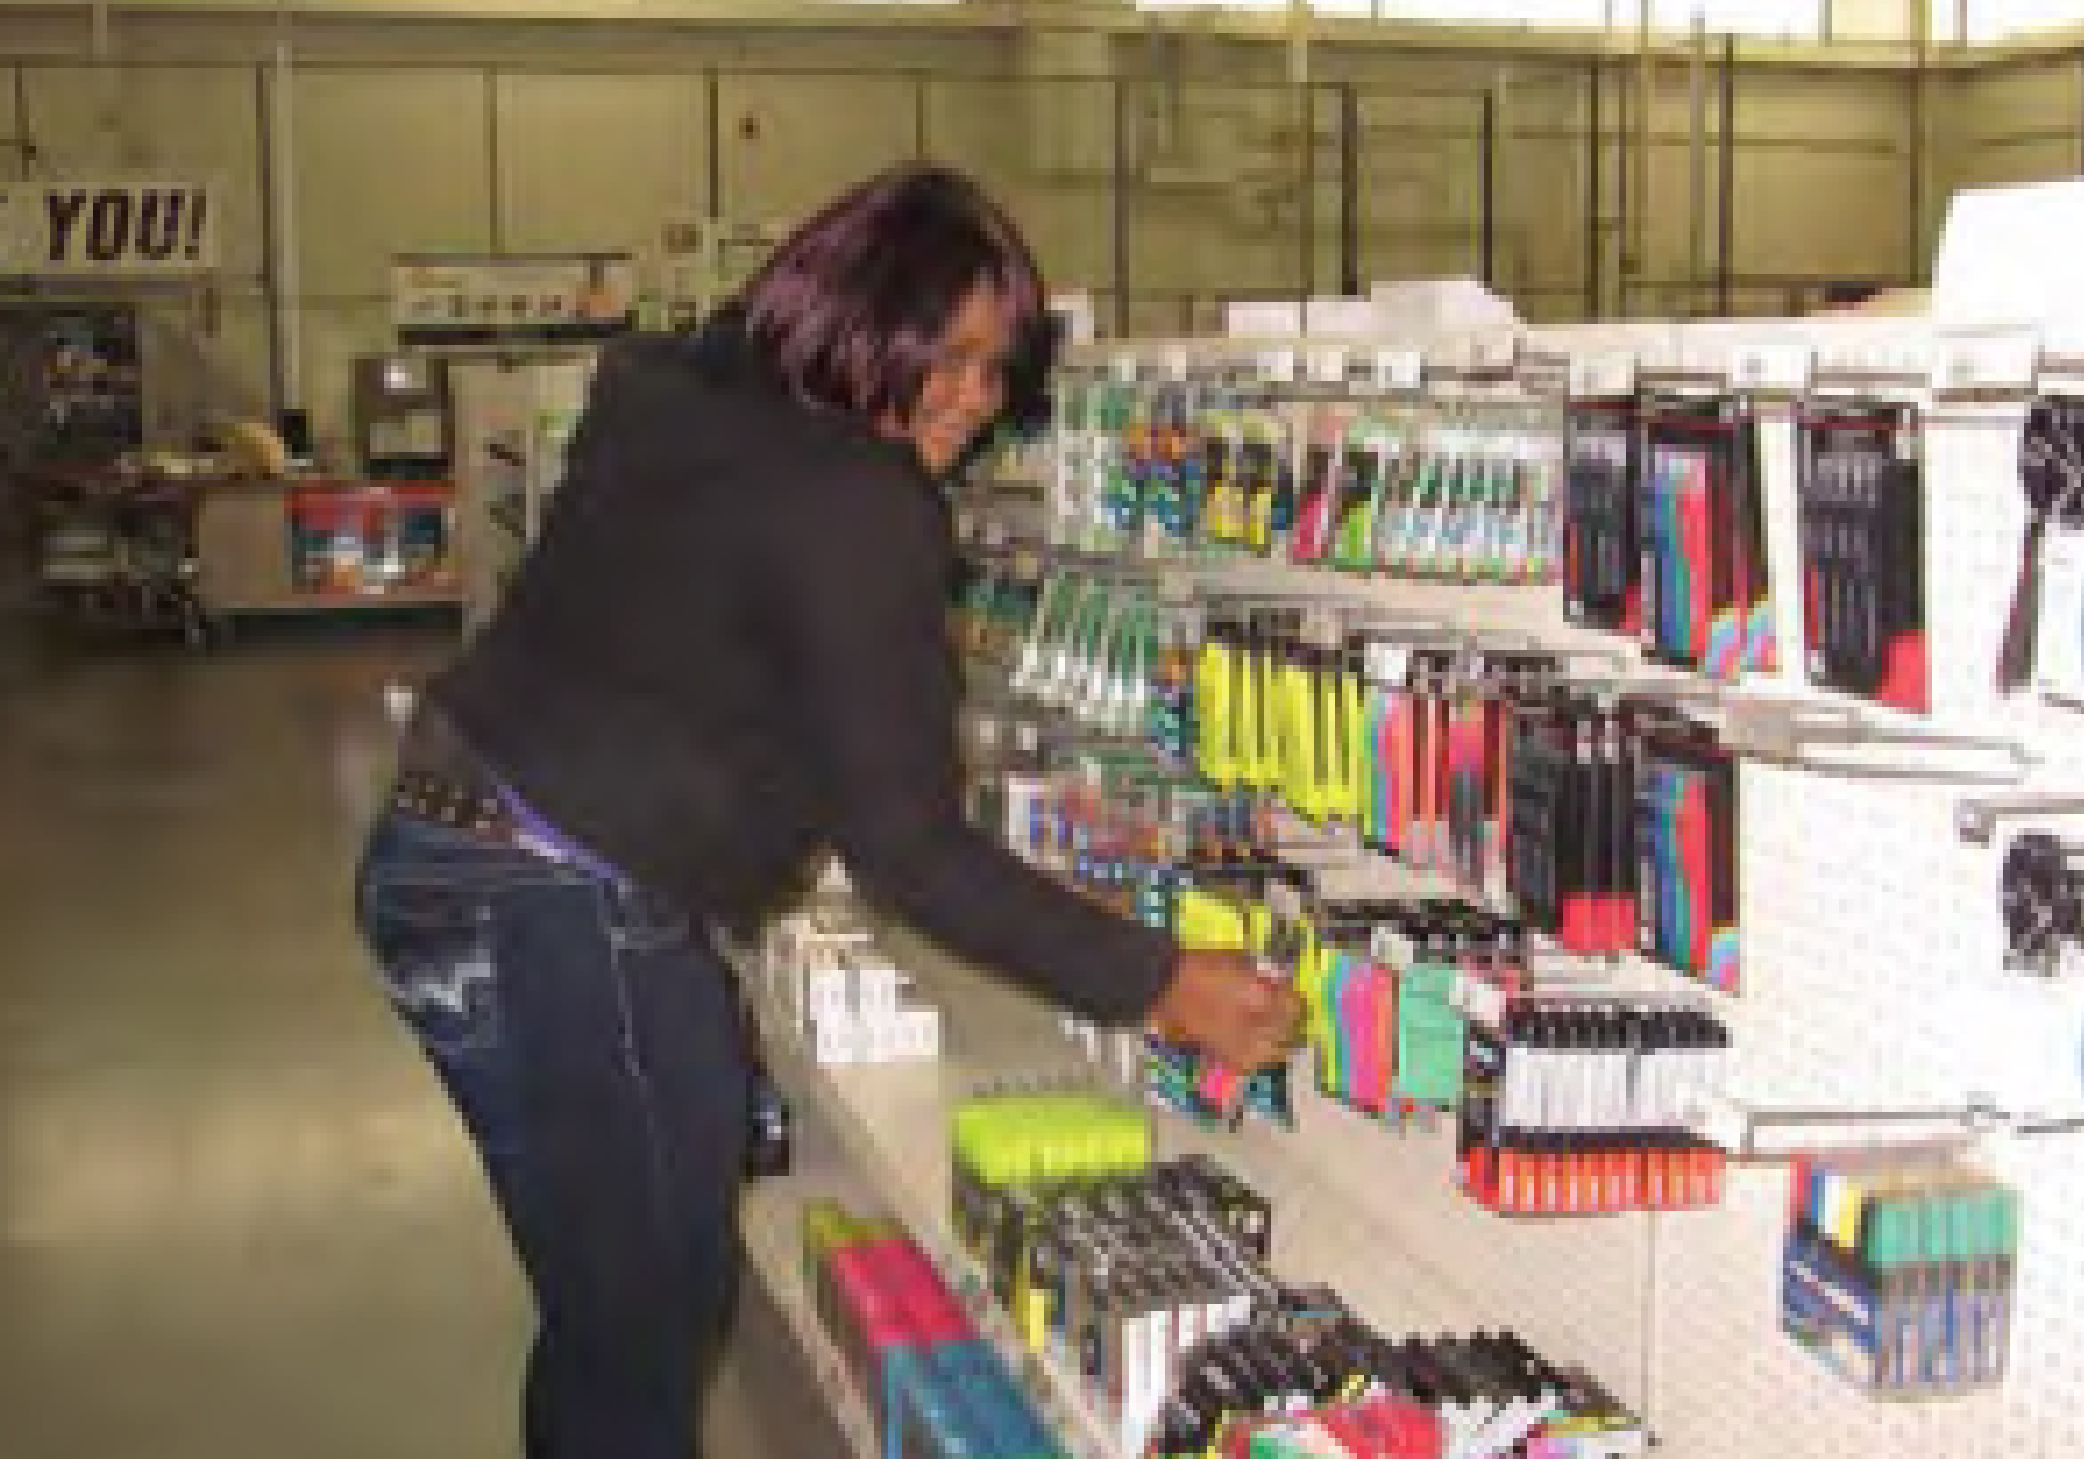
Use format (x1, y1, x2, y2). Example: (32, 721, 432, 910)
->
(0, 615, 841, 1459)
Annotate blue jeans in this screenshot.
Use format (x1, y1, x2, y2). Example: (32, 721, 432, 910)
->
(354, 808, 749, 1459)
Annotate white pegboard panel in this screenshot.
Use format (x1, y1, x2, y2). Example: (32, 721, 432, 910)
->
(960, 326, 2084, 1455)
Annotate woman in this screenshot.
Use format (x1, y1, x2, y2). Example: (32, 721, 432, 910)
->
(354, 163, 1299, 1459)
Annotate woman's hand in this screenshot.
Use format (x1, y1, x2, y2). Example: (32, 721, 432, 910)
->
(1145, 948, 1304, 1073)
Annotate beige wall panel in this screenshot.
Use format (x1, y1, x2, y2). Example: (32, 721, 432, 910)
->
(297, 298, 395, 461)
(1734, 67, 1906, 143)
(140, 292, 274, 436)
(292, 68, 493, 298)
(1953, 133, 2083, 192)
(1730, 147, 1909, 279)
(493, 72, 707, 255)
(714, 72, 916, 232)
(1957, 55, 2080, 140)
(916, 77, 1114, 294)
(17, 63, 267, 277)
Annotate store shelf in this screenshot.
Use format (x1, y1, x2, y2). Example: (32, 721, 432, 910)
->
(744, 956, 1124, 1459)
(738, 1160, 883, 1458)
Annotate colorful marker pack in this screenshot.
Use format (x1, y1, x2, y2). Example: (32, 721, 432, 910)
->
(1631, 721, 1741, 991)
(802, 1199, 1064, 1458)
(1457, 995, 1729, 1216)
(1151, 1318, 1643, 1459)
(1796, 399, 1927, 711)
(1781, 1158, 2019, 1398)
(1638, 395, 1771, 680)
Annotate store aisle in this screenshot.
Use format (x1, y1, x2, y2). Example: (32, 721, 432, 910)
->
(0, 626, 840, 1459)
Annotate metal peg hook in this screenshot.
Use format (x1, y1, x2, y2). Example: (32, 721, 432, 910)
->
(1957, 793, 2084, 845)
(1721, 701, 2033, 786)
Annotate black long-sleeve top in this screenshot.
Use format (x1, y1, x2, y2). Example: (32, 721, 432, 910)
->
(433, 311, 1175, 1024)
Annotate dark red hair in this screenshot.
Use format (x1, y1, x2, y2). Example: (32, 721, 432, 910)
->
(738, 164, 1045, 428)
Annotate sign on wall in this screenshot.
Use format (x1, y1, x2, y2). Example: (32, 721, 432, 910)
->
(0, 179, 219, 276)
(392, 253, 637, 348)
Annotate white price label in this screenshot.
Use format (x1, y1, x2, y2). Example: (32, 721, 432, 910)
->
(1261, 348, 1298, 384)
(1301, 605, 1343, 648)
(1364, 641, 1413, 684)
(1266, 876, 1305, 923)
(1164, 348, 1191, 383)
(1570, 353, 1635, 399)
(1941, 333, 2037, 392)
(981, 519, 1010, 549)
(1111, 352, 1139, 383)
(1734, 345, 1811, 392)
(1375, 350, 1424, 392)
(1476, 334, 1519, 371)
(1309, 348, 1347, 385)
(1453, 973, 1508, 1026)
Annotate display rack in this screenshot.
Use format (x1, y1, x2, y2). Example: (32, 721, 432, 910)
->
(932, 320, 2084, 1458)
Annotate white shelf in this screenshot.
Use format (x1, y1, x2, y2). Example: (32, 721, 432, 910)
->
(743, 950, 1124, 1459)
(739, 1161, 883, 1459)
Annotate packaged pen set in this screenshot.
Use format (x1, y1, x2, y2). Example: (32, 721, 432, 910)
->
(1150, 1314, 1645, 1458)
(1457, 993, 1729, 1216)
(1362, 647, 1557, 902)
(1781, 1157, 2019, 1398)
(801, 1198, 1064, 1458)
(1563, 390, 1773, 681)
(1797, 400, 1927, 712)
(1507, 695, 1741, 990)
(1298, 897, 1530, 1121)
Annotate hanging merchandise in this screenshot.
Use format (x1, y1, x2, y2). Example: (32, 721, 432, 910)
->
(1563, 395, 1641, 636)
(1781, 1157, 2018, 1398)
(1796, 399, 1928, 712)
(2013, 397, 2084, 700)
(1458, 994, 1730, 1216)
(1505, 694, 1633, 956)
(1638, 394, 1770, 681)
(1290, 405, 1353, 567)
(1332, 411, 1398, 574)
(1300, 898, 1529, 1124)
(1146, 380, 1204, 552)
(2000, 830, 2084, 976)
(1631, 713, 1742, 992)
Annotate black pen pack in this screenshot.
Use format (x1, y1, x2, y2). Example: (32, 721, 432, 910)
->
(1506, 695, 1632, 954)
(1797, 400, 1926, 711)
(1563, 398, 1642, 635)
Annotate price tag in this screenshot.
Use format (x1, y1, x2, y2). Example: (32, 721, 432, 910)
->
(1453, 973, 1508, 1027)
(1111, 352, 1139, 384)
(1301, 605, 1343, 648)
(1570, 353, 1635, 399)
(1164, 348, 1191, 383)
(1364, 641, 1413, 684)
(1266, 875, 1305, 923)
(1260, 348, 1298, 385)
(1940, 333, 2037, 392)
(1734, 344, 1812, 393)
(1375, 349, 1424, 392)
(1309, 347, 1347, 385)
(981, 519, 1011, 549)
(1476, 334, 1519, 371)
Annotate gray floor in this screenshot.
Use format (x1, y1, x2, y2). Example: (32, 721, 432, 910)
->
(0, 614, 843, 1459)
